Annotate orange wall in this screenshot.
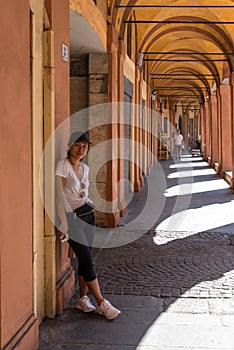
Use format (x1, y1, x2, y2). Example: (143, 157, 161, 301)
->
(0, 0, 38, 348)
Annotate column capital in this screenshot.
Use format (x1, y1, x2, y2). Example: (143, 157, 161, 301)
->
(229, 71, 234, 86)
(107, 23, 118, 52)
(118, 39, 126, 59)
(210, 94, 217, 103)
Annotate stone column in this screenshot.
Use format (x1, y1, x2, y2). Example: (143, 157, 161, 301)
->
(151, 97, 158, 164)
(117, 39, 127, 215)
(146, 85, 152, 173)
(182, 111, 188, 150)
(133, 66, 143, 191)
(53, 0, 75, 316)
(205, 100, 211, 159)
(216, 89, 222, 169)
(105, 24, 119, 226)
(218, 84, 232, 174)
(88, 50, 121, 226)
(139, 70, 143, 184)
(194, 112, 198, 144)
(200, 106, 206, 156)
(169, 108, 175, 156)
(210, 95, 218, 165)
(230, 72, 234, 189)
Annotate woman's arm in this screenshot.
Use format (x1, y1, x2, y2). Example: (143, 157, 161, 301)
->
(55, 175, 69, 242)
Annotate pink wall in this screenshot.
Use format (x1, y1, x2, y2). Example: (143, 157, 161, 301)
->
(0, 0, 38, 348)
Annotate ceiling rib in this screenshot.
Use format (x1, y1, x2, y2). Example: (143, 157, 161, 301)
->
(116, 5, 234, 8)
(151, 78, 214, 80)
(145, 59, 228, 61)
(144, 52, 234, 55)
(155, 87, 208, 89)
(150, 74, 218, 76)
(124, 20, 234, 24)
(116, 3, 230, 108)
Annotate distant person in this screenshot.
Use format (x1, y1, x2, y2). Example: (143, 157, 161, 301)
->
(55, 131, 121, 320)
(174, 129, 184, 159)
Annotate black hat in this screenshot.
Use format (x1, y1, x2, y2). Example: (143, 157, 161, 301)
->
(68, 131, 92, 148)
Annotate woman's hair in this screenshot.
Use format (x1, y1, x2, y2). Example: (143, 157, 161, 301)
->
(67, 142, 90, 159)
(67, 131, 91, 158)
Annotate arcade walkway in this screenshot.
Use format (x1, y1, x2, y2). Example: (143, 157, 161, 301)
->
(39, 156, 234, 349)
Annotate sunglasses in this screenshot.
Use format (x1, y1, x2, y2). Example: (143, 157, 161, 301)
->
(80, 182, 86, 198)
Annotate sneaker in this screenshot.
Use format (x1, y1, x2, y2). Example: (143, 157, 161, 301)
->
(76, 296, 96, 313)
(97, 299, 121, 320)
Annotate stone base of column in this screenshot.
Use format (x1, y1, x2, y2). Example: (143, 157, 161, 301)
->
(145, 165, 152, 176)
(106, 210, 120, 227)
(3, 314, 38, 350)
(230, 177, 234, 190)
(119, 198, 127, 217)
(134, 178, 142, 192)
(56, 266, 75, 315)
(213, 162, 220, 173)
(218, 165, 224, 177)
(223, 172, 233, 187)
(134, 174, 144, 192)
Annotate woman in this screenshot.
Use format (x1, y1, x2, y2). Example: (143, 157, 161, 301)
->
(55, 131, 121, 320)
(174, 129, 184, 159)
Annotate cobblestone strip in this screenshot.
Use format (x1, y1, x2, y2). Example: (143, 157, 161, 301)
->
(93, 231, 234, 299)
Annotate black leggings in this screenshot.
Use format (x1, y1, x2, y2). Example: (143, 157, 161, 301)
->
(66, 208, 96, 282)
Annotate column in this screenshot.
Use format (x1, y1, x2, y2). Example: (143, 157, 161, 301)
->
(53, 0, 75, 315)
(210, 94, 218, 165)
(205, 100, 211, 159)
(133, 67, 143, 191)
(229, 72, 234, 188)
(106, 24, 119, 226)
(117, 39, 127, 215)
(182, 111, 188, 150)
(218, 84, 232, 174)
(169, 108, 175, 156)
(217, 89, 222, 169)
(200, 105, 206, 156)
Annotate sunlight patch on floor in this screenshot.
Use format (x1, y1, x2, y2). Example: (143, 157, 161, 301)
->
(136, 306, 234, 349)
(170, 161, 209, 169)
(180, 156, 203, 162)
(154, 201, 234, 241)
(164, 179, 229, 197)
(168, 168, 216, 179)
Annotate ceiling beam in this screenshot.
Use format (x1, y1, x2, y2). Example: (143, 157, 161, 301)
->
(150, 73, 218, 76)
(160, 95, 200, 96)
(124, 20, 234, 24)
(145, 58, 227, 62)
(117, 5, 234, 8)
(144, 52, 234, 56)
(155, 87, 207, 90)
(151, 78, 214, 80)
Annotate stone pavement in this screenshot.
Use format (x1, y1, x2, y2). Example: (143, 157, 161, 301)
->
(39, 156, 234, 350)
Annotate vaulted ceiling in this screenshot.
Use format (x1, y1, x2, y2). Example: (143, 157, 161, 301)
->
(109, 0, 234, 110)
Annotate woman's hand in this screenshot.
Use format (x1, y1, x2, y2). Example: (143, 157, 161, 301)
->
(57, 222, 69, 243)
(58, 232, 69, 243)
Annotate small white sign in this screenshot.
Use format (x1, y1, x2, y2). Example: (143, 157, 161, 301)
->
(62, 43, 68, 62)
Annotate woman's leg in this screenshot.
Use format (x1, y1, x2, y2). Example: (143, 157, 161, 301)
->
(78, 276, 88, 298)
(86, 278, 103, 306)
(78, 276, 104, 305)
(69, 238, 103, 303)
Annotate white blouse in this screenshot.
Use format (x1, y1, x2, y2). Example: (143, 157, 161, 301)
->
(55, 158, 91, 212)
